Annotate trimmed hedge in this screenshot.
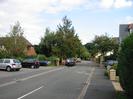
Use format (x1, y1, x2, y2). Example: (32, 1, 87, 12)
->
(118, 33, 133, 99)
(37, 54, 47, 61)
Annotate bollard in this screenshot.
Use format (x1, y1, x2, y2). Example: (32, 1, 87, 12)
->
(109, 69, 116, 81)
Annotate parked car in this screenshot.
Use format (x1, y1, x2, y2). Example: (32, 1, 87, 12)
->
(21, 59, 40, 68)
(76, 58, 81, 63)
(0, 59, 22, 71)
(39, 60, 48, 66)
(65, 58, 76, 66)
(104, 60, 118, 68)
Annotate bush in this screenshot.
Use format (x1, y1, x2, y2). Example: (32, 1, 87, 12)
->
(48, 56, 59, 66)
(37, 54, 47, 61)
(0, 49, 10, 58)
(118, 33, 133, 98)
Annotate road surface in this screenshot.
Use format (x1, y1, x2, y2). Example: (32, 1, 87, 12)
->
(0, 61, 95, 99)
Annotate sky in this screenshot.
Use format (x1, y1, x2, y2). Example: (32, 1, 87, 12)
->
(0, 0, 133, 45)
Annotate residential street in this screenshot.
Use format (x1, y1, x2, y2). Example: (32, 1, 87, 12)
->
(0, 61, 116, 99)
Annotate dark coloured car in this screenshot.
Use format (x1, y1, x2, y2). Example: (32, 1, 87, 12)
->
(104, 60, 118, 68)
(21, 59, 40, 68)
(39, 60, 48, 66)
(65, 58, 76, 66)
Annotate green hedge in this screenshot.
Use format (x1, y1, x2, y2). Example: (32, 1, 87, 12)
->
(118, 33, 133, 99)
(37, 54, 47, 61)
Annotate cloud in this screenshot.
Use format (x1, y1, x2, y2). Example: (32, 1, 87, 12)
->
(0, 0, 133, 44)
(125, 16, 133, 23)
(100, 0, 133, 9)
(114, 0, 133, 8)
(0, 0, 87, 44)
(100, 0, 114, 9)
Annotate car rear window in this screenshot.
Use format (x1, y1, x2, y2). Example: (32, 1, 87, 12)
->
(4, 59, 10, 63)
(13, 60, 20, 63)
(0, 59, 4, 63)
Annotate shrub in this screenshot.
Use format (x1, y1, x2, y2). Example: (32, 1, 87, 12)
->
(48, 56, 59, 66)
(37, 54, 47, 61)
(0, 49, 10, 58)
(118, 33, 133, 98)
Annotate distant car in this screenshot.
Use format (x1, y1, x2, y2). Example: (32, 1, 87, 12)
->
(65, 58, 76, 66)
(0, 59, 22, 71)
(76, 58, 81, 63)
(39, 60, 48, 66)
(104, 60, 118, 68)
(21, 59, 40, 68)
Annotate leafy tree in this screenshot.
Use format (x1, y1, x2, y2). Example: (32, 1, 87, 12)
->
(56, 16, 82, 58)
(118, 33, 133, 99)
(0, 49, 10, 58)
(39, 16, 83, 60)
(85, 43, 98, 58)
(4, 21, 26, 57)
(39, 28, 56, 57)
(93, 35, 119, 59)
(80, 46, 90, 59)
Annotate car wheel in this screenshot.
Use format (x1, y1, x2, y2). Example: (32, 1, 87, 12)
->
(6, 66, 11, 72)
(31, 65, 35, 69)
(16, 69, 20, 71)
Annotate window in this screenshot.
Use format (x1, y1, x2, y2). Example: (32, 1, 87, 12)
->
(4, 59, 10, 63)
(0, 59, 3, 63)
(13, 59, 20, 63)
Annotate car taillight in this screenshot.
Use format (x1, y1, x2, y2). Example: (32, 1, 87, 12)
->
(35, 61, 39, 64)
(12, 64, 16, 66)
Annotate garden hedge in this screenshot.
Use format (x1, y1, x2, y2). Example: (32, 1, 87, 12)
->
(118, 33, 133, 99)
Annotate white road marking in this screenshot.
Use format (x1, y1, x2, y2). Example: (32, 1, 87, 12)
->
(0, 67, 64, 88)
(17, 86, 44, 99)
(76, 71, 89, 75)
(20, 67, 64, 81)
(77, 67, 95, 99)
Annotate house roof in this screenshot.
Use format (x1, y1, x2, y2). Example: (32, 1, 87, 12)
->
(128, 23, 133, 29)
(0, 36, 32, 46)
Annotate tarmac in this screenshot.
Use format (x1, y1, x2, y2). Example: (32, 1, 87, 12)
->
(84, 63, 118, 99)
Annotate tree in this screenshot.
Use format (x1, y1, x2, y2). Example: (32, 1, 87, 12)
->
(118, 33, 133, 99)
(85, 43, 98, 58)
(4, 21, 26, 57)
(39, 28, 56, 57)
(93, 35, 118, 59)
(80, 46, 90, 59)
(56, 16, 82, 58)
(39, 16, 83, 59)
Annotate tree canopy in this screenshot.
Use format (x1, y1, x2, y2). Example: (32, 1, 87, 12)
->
(4, 21, 26, 57)
(39, 16, 88, 59)
(85, 34, 119, 59)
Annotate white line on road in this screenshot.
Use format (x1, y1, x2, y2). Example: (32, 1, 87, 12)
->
(21, 67, 64, 81)
(0, 67, 64, 88)
(17, 86, 44, 99)
(77, 67, 95, 99)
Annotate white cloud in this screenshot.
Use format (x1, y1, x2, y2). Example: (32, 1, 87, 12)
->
(125, 16, 133, 23)
(100, 0, 133, 9)
(114, 0, 133, 8)
(0, 0, 133, 44)
(0, 0, 87, 44)
(100, 0, 114, 9)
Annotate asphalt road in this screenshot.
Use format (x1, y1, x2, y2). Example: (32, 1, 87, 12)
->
(0, 61, 95, 99)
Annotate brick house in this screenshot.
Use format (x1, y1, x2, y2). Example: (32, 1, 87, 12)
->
(0, 36, 36, 56)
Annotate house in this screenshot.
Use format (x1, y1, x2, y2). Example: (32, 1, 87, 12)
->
(119, 23, 133, 42)
(0, 36, 36, 56)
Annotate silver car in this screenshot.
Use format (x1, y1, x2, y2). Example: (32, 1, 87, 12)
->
(0, 59, 22, 71)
